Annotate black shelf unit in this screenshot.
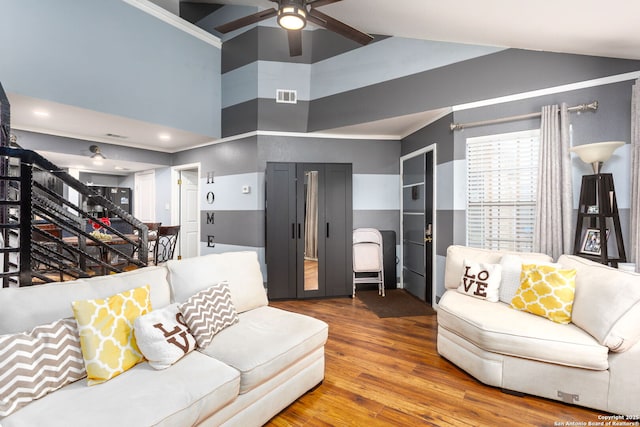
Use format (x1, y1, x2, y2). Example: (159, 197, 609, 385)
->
(572, 173, 626, 267)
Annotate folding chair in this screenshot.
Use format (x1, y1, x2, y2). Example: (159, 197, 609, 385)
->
(352, 228, 385, 297)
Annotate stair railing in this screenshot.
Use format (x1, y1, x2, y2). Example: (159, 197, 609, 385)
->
(0, 146, 149, 287)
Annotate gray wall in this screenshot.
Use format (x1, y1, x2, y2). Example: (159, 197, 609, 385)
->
(402, 80, 637, 299)
(171, 134, 400, 277)
(13, 131, 173, 167)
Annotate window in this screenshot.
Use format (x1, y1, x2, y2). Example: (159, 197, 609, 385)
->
(466, 130, 540, 252)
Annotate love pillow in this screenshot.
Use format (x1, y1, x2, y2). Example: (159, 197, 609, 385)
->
(457, 259, 502, 302)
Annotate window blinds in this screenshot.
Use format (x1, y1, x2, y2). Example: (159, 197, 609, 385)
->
(466, 130, 540, 252)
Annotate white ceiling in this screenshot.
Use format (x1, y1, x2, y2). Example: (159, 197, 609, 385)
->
(208, 0, 640, 60)
(9, 0, 640, 172)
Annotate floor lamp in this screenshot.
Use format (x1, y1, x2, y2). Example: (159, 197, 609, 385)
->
(570, 141, 626, 266)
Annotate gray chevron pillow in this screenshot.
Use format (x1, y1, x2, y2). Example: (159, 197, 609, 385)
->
(0, 318, 86, 417)
(179, 281, 239, 348)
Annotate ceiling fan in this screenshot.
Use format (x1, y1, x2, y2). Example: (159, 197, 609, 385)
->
(214, 0, 374, 57)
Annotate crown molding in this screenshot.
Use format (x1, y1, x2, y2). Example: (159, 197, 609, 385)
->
(122, 0, 222, 49)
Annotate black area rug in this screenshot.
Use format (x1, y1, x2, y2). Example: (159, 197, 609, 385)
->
(357, 289, 436, 318)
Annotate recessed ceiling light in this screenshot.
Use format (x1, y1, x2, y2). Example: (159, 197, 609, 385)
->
(114, 166, 130, 171)
(33, 110, 50, 117)
(158, 133, 171, 141)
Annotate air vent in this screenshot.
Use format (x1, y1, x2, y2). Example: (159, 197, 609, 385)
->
(276, 89, 297, 104)
(105, 133, 127, 139)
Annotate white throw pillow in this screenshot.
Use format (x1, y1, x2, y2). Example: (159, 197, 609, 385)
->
(499, 255, 563, 304)
(499, 254, 524, 303)
(134, 303, 196, 370)
(457, 259, 502, 302)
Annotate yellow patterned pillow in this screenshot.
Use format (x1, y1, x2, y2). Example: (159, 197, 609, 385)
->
(511, 264, 576, 324)
(72, 285, 151, 385)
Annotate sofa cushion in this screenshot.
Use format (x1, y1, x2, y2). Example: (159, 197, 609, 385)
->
(0, 351, 241, 427)
(199, 306, 328, 394)
(558, 254, 640, 352)
(0, 318, 86, 417)
(71, 285, 151, 385)
(437, 290, 609, 370)
(511, 264, 576, 324)
(133, 303, 196, 370)
(166, 251, 268, 313)
(456, 259, 501, 302)
(444, 245, 553, 290)
(0, 266, 170, 335)
(180, 282, 239, 348)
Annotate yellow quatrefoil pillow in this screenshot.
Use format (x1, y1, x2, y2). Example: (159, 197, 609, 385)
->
(511, 264, 577, 324)
(72, 285, 151, 385)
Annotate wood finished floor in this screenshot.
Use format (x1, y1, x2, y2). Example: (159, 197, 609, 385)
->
(267, 296, 604, 427)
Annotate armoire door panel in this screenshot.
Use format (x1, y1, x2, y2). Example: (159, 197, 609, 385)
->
(265, 163, 297, 299)
(324, 164, 353, 297)
(297, 164, 326, 298)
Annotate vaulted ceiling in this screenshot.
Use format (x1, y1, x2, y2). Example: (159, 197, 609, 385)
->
(189, 0, 640, 60)
(8, 0, 640, 173)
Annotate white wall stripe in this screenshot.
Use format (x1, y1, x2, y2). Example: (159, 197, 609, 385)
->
(453, 71, 640, 112)
(353, 174, 400, 210)
(200, 172, 265, 211)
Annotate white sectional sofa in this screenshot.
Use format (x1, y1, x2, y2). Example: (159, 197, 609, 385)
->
(0, 251, 328, 426)
(437, 245, 640, 416)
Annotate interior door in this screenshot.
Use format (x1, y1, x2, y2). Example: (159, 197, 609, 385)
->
(179, 169, 199, 259)
(401, 149, 434, 305)
(134, 170, 155, 222)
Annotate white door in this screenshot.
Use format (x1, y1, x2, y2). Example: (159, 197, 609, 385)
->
(179, 169, 199, 259)
(134, 170, 156, 222)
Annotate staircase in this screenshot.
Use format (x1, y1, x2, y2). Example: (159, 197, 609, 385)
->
(0, 82, 149, 287)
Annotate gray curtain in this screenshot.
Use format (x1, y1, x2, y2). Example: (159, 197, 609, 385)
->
(631, 80, 640, 270)
(304, 171, 318, 260)
(534, 103, 573, 259)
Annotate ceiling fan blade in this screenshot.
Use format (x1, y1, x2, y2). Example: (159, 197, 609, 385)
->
(308, 9, 373, 45)
(308, 0, 343, 8)
(214, 8, 277, 34)
(288, 30, 303, 57)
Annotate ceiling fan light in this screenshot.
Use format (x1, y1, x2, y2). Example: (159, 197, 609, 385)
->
(89, 144, 106, 160)
(278, 6, 306, 30)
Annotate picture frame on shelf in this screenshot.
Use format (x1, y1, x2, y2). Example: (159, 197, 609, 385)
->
(580, 228, 610, 256)
(587, 205, 599, 214)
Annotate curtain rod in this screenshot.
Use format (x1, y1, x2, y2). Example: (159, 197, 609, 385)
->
(449, 101, 598, 131)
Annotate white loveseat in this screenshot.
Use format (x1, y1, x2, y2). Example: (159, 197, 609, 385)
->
(0, 251, 328, 426)
(437, 245, 640, 415)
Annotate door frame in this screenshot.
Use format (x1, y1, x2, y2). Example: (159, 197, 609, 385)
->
(399, 144, 437, 307)
(171, 163, 201, 259)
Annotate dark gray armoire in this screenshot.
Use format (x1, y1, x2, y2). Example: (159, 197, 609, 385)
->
(266, 162, 353, 299)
